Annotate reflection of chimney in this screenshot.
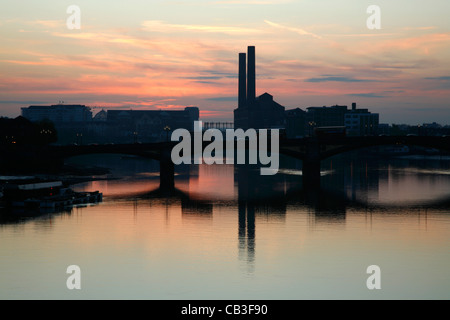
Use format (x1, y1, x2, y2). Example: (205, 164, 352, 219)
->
(247, 46, 256, 103)
(238, 53, 247, 108)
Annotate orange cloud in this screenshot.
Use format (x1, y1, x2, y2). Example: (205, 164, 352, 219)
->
(141, 20, 263, 35)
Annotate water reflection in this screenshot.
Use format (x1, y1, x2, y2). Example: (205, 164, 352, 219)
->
(73, 156, 450, 274)
(1, 153, 450, 299)
(3, 154, 450, 228)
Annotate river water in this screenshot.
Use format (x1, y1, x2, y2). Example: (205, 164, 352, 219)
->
(1, 152, 449, 299)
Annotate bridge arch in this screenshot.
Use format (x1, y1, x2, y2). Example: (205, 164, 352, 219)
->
(318, 136, 450, 160)
(277, 136, 450, 187)
(52, 143, 170, 161)
(51, 142, 176, 190)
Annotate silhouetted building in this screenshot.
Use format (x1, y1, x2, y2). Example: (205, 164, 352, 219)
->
(234, 46, 285, 130)
(232, 47, 381, 137)
(203, 122, 234, 131)
(247, 46, 256, 103)
(21, 104, 92, 124)
(21, 103, 200, 144)
(21, 104, 92, 144)
(0, 116, 57, 146)
(344, 103, 379, 136)
(378, 123, 390, 135)
(285, 108, 306, 138)
(238, 52, 247, 108)
(105, 107, 199, 143)
(93, 109, 107, 122)
(306, 105, 348, 128)
(303, 103, 379, 137)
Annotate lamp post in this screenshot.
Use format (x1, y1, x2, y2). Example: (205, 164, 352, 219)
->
(164, 126, 171, 142)
(76, 133, 83, 145)
(308, 121, 316, 137)
(133, 131, 138, 144)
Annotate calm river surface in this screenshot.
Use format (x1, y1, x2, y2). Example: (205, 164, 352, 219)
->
(1, 153, 449, 299)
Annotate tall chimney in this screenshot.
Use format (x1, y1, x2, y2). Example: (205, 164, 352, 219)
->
(247, 46, 256, 103)
(238, 53, 246, 108)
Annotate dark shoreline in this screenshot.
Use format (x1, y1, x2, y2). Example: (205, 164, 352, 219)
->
(0, 164, 116, 187)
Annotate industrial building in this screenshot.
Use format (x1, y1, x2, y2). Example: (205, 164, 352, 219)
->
(232, 46, 379, 137)
(234, 46, 286, 130)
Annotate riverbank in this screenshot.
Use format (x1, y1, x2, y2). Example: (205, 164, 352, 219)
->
(0, 163, 114, 187)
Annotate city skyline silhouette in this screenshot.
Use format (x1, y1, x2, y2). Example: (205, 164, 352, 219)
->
(1, 1, 449, 124)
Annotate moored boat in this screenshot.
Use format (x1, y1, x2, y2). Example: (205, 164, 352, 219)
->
(1, 178, 102, 214)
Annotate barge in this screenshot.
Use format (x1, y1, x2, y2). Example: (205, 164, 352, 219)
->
(0, 177, 102, 214)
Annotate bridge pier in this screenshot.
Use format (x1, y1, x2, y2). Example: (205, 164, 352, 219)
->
(302, 138, 321, 188)
(159, 143, 175, 190)
(302, 160, 321, 188)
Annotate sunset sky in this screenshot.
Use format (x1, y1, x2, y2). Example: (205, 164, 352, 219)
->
(1, 0, 449, 124)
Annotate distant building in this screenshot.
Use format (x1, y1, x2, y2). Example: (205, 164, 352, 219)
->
(285, 108, 306, 138)
(21, 104, 93, 144)
(344, 103, 379, 136)
(234, 46, 285, 130)
(93, 109, 107, 122)
(378, 123, 391, 135)
(235, 92, 285, 130)
(421, 122, 445, 136)
(306, 105, 348, 128)
(232, 46, 382, 137)
(422, 122, 442, 129)
(21, 103, 199, 144)
(203, 122, 234, 131)
(105, 107, 199, 143)
(21, 104, 92, 124)
(302, 103, 379, 137)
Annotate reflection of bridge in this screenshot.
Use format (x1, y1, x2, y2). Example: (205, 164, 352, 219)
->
(3, 160, 449, 269)
(103, 167, 450, 273)
(3, 135, 449, 189)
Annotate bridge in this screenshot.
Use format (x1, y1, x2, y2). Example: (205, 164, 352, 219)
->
(2, 135, 449, 189)
(279, 135, 450, 185)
